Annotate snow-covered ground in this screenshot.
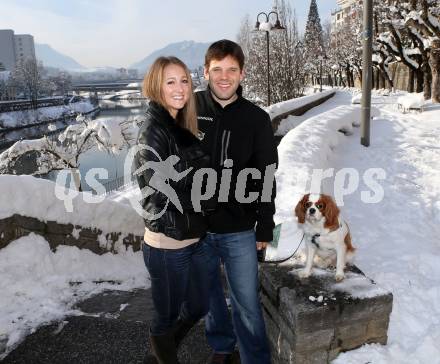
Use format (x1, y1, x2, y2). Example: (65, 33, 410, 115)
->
(269, 89, 440, 363)
(1, 89, 439, 362)
(0, 234, 146, 358)
(0, 100, 96, 129)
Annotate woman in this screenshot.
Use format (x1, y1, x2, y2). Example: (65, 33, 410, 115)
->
(134, 56, 211, 364)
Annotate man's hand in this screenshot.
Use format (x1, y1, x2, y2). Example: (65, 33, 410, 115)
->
(256, 242, 268, 250)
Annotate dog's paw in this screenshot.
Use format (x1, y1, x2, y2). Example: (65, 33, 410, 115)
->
(298, 270, 311, 279)
(335, 273, 345, 282)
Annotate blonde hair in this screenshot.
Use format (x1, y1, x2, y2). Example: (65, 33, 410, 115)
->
(142, 56, 198, 136)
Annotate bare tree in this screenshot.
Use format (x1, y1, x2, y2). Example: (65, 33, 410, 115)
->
(237, 0, 305, 104)
(430, 39, 440, 102)
(0, 115, 139, 190)
(11, 58, 47, 107)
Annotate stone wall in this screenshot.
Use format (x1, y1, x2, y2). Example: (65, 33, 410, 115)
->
(0, 214, 142, 254)
(260, 263, 393, 364)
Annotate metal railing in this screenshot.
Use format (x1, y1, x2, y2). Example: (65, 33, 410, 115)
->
(99, 173, 138, 195)
(0, 98, 66, 113)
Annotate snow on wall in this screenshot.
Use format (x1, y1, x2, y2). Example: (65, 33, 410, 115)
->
(264, 90, 335, 120)
(274, 105, 363, 223)
(0, 175, 144, 236)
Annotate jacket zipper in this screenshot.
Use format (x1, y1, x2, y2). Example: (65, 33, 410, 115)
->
(185, 213, 190, 232)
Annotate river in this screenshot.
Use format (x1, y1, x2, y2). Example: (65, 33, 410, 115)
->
(61, 98, 146, 192)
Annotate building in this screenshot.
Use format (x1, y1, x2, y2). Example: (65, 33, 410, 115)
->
(0, 29, 36, 71)
(14, 34, 36, 65)
(331, 0, 359, 31)
(0, 30, 17, 71)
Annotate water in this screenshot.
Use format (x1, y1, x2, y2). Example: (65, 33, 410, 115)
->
(1, 98, 146, 192)
(69, 98, 146, 192)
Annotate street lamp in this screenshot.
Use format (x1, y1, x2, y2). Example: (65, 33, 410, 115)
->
(254, 9, 285, 106)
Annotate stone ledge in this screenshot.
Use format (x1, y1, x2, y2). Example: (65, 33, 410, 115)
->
(0, 214, 142, 254)
(271, 91, 336, 133)
(260, 263, 393, 364)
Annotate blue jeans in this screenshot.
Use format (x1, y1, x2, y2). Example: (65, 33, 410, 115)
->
(202, 230, 271, 364)
(142, 241, 209, 335)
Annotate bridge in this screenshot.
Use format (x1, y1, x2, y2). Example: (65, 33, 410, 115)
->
(71, 79, 143, 93)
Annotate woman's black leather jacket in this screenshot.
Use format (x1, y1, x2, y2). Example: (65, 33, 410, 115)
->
(134, 101, 211, 240)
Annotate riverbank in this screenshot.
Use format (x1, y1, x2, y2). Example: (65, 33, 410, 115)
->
(0, 101, 100, 152)
(0, 100, 97, 130)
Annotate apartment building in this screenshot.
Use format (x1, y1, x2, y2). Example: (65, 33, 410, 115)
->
(0, 30, 16, 71)
(14, 34, 36, 65)
(0, 29, 36, 71)
(331, 0, 359, 31)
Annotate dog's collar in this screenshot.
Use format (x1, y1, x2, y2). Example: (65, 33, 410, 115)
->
(311, 234, 320, 248)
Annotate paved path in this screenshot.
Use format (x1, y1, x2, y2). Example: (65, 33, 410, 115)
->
(2, 289, 213, 364)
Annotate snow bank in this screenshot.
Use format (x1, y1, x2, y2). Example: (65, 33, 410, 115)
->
(397, 92, 425, 111)
(0, 233, 147, 358)
(0, 101, 95, 129)
(0, 175, 144, 236)
(264, 90, 335, 120)
(274, 105, 363, 223)
(269, 90, 440, 363)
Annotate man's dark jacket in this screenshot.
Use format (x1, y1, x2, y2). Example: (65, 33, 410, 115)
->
(134, 101, 210, 240)
(195, 88, 278, 242)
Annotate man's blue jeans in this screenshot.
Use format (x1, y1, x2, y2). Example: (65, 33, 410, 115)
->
(202, 230, 271, 364)
(142, 241, 209, 335)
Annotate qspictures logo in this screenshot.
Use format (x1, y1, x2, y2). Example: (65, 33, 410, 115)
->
(54, 145, 386, 216)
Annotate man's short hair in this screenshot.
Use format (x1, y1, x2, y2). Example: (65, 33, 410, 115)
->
(205, 39, 245, 70)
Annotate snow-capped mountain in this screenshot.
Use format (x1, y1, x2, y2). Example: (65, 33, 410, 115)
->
(35, 44, 85, 71)
(130, 40, 210, 72)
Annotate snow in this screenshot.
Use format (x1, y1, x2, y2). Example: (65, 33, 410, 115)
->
(0, 233, 147, 359)
(264, 89, 335, 121)
(267, 89, 440, 363)
(92, 118, 127, 153)
(0, 71, 10, 82)
(259, 21, 272, 32)
(0, 101, 95, 129)
(397, 92, 425, 111)
(1, 89, 440, 362)
(0, 175, 144, 237)
(274, 101, 381, 221)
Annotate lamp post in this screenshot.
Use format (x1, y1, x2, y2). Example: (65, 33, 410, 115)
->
(254, 9, 285, 106)
(361, 0, 373, 147)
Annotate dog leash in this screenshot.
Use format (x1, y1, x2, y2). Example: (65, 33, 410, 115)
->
(259, 233, 305, 265)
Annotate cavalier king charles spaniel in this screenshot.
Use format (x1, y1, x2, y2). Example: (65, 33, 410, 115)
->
(295, 193, 355, 281)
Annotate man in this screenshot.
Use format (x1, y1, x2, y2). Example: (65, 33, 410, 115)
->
(195, 39, 277, 364)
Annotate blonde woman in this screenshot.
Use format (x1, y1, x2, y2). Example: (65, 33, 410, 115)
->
(134, 56, 211, 364)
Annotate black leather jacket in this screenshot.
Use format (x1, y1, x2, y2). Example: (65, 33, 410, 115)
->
(134, 102, 210, 240)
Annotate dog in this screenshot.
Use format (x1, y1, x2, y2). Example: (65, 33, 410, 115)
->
(294, 193, 355, 281)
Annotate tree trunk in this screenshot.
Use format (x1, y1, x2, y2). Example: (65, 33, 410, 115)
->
(375, 68, 380, 89)
(415, 69, 424, 93)
(423, 63, 432, 100)
(408, 69, 415, 93)
(429, 40, 440, 103)
(379, 71, 386, 89)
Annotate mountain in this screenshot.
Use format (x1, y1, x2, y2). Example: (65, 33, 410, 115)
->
(35, 43, 85, 71)
(130, 40, 210, 73)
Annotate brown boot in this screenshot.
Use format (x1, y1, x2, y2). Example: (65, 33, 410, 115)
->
(173, 319, 196, 349)
(149, 331, 179, 364)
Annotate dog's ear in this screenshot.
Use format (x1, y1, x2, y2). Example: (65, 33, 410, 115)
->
(321, 195, 340, 229)
(294, 194, 309, 224)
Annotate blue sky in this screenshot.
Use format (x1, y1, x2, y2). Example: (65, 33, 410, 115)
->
(0, 0, 337, 68)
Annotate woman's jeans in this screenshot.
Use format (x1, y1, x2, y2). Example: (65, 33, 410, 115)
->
(142, 240, 209, 335)
(202, 230, 271, 364)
